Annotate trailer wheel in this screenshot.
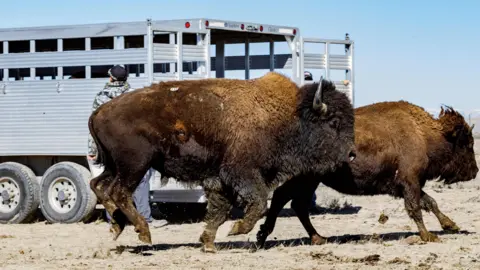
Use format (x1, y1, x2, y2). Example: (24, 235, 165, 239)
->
(39, 162, 97, 223)
(0, 162, 40, 224)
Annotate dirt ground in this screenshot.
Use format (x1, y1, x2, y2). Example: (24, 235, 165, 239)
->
(1, 176, 480, 270)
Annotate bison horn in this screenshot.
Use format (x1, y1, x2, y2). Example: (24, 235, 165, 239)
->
(312, 76, 328, 114)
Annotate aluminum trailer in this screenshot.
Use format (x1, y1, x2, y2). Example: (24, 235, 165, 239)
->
(0, 18, 354, 224)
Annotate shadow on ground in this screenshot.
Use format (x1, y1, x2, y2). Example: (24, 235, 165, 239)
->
(278, 205, 362, 217)
(113, 230, 474, 256)
(28, 200, 362, 226)
(150, 203, 362, 225)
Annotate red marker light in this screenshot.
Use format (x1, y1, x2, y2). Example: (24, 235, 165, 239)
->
(185, 22, 191, 28)
(260, 25, 263, 32)
(293, 29, 297, 35)
(205, 20, 209, 27)
(240, 24, 245, 30)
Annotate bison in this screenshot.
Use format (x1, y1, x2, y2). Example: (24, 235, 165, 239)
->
(87, 72, 356, 252)
(256, 101, 478, 248)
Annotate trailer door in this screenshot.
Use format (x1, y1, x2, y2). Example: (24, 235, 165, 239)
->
(146, 20, 211, 84)
(299, 35, 354, 105)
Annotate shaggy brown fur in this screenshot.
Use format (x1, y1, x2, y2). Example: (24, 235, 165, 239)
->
(257, 101, 478, 248)
(88, 72, 356, 252)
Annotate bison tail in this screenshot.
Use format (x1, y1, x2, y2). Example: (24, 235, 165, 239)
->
(88, 113, 114, 171)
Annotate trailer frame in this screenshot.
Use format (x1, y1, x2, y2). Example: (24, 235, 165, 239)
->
(0, 17, 354, 224)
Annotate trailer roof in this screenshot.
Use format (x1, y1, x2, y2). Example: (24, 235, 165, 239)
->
(0, 18, 299, 41)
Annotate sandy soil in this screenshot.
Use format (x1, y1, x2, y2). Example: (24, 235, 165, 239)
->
(2, 177, 480, 270)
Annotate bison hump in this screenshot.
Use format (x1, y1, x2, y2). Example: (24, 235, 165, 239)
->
(154, 72, 300, 162)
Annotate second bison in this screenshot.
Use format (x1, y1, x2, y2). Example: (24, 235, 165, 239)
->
(257, 101, 478, 247)
(88, 72, 356, 252)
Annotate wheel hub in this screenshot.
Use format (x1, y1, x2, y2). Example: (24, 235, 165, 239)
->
(1, 190, 9, 202)
(48, 177, 77, 214)
(58, 190, 66, 201)
(0, 177, 21, 213)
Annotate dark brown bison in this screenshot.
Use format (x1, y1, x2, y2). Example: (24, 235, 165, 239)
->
(87, 72, 356, 252)
(257, 101, 478, 248)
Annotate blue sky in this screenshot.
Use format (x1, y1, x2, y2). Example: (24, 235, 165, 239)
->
(1, 0, 479, 113)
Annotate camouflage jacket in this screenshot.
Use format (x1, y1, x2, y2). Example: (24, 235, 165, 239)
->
(87, 81, 132, 156)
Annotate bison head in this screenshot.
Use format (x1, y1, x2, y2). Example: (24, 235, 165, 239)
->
(438, 106, 479, 184)
(298, 77, 356, 167)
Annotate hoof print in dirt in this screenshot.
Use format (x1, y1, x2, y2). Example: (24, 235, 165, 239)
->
(311, 251, 381, 266)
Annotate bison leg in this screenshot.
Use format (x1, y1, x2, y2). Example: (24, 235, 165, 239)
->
(256, 177, 326, 249)
(90, 170, 127, 240)
(420, 190, 460, 232)
(402, 181, 440, 242)
(256, 179, 296, 248)
(199, 190, 233, 253)
(227, 183, 268, 236)
(109, 176, 152, 245)
(290, 184, 326, 246)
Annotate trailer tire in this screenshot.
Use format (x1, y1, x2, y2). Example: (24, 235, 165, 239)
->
(39, 162, 97, 223)
(0, 162, 40, 224)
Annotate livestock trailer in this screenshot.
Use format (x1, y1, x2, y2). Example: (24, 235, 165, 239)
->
(0, 18, 355, 224)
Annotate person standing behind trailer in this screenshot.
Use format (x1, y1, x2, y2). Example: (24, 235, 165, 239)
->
(87, 65, 168, 228)
(304, 71, 321, 214)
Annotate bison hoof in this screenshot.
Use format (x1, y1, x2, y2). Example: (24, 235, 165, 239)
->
(311, 234, 327, 245)
(256, 236, 267, 249)
(201, 244, 217, 253)
(200, 239, 217, 253)
(420, 232, 440, 242)
(228, 220, 249, 236)
(256, 226, 269, 249)
(442, 222, 460, 233)
(138, 231, 152, 245)
(199, 230, 217, 253)
(109, 224, 124, 241)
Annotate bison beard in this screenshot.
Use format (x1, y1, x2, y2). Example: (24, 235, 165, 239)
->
(88, 72, 355, 252)
(257, 101, 478, 248)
